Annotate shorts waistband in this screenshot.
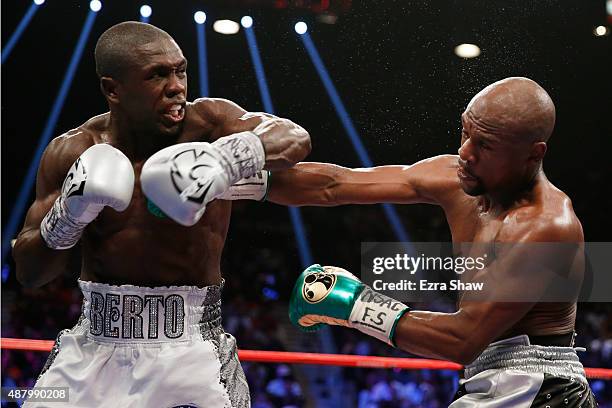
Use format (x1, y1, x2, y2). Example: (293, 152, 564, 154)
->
(496, 331, 575, 347)
(464, 335, 587, 384)
(77, 279, 223, 344)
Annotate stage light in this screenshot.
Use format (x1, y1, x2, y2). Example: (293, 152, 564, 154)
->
(213, 19, 239, 35)
(194, 11, 206, 25)
(195, 17, 209, 96)
(454, 43, 480, 58)
(294, 22, 308, 34)
(241, 16, 253, 28)
(2, 2, 44, 64)
(594, 25, 608, 36)
(89, 0, 101, 12)
(140, 5, 152, 18)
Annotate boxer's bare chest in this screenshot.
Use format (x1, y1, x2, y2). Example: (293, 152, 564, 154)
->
(445, 196, 504, 243)
(78, 116, 232, 287)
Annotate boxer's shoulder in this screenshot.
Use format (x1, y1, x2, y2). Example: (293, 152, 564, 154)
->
(190, 97, 245, 124)
(410, 154, 464, 204)
(183, 98, 253, 142)
(43, 117, 104, 179)
(179, 99, 238, 142)
(79, 112, 110, 137)
(500, 196, 582, 243)
(55, 112, 111, 150)
(49, 128, 95, 163)
(431, 154, 462, 185)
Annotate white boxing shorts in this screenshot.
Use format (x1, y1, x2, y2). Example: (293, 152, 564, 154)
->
(450, 335, 598, 407)
(24, 280, 250, 408)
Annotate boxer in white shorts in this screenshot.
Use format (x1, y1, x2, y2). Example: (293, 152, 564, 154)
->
(29, 281, 246, 408)
(13, 21, 311, 407)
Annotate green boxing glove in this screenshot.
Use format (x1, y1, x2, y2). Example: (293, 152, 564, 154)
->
(289, 264, 410, 346)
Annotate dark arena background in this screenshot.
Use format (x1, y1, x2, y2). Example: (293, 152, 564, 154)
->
(2, 1, 611, 407)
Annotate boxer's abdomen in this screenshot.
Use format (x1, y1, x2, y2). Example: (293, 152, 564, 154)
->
(79, 178, 232, 287)
(502, 302, 577, 338)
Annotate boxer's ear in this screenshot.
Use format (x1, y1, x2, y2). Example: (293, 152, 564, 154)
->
(529, 141, 547, 163)
(100, 77, 120, 104)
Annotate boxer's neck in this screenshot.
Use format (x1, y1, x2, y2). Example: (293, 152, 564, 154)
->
(479, 170, 546, 214)
(106, 111, 180, 160)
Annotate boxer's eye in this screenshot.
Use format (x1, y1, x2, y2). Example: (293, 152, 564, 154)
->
(305, 275, 316, 284)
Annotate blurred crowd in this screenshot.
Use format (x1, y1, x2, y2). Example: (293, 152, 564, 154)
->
(2, 201, 611, 407)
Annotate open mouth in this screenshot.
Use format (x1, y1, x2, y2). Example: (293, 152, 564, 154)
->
(161, 104, 185, 124)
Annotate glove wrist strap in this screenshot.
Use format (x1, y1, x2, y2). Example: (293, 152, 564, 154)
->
(40, 196, 88, 250)
(348, 286, 410, 346)
(218, 170, 270, 201)
(211, 131, 266, 186)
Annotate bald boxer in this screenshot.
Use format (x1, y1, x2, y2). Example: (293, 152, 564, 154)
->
(13, 22, 310, 408)
(230, 77, 597, 406)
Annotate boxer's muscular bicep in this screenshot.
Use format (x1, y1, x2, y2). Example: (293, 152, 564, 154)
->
(268, 155, 457, 206)
(198, 98, 311, 169)
(394, 225, 573, 364)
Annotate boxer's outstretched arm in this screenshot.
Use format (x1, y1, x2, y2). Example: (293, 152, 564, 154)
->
(268, 155, 458, 207)
(12, 136, 85, 287)
(195, 98, 311, 169)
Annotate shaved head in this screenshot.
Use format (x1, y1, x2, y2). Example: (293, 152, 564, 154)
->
(95, 21, 174, 80)
(458, 78, 556, 198)
(466, 77, 556, 142)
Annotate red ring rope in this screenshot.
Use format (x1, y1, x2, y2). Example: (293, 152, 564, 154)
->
(2, 337, 611, 380)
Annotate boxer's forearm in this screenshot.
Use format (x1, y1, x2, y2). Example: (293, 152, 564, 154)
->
(267, 163, 340, 206)
(392, 310, 488, 365)
(392, 303, 527, 365)
(268, 162, 422, 206)
(13, 229, 72, 288)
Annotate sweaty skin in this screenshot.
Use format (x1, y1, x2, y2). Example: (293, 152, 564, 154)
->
(13, 36, 310, 288)
(268, 77, 582, 364)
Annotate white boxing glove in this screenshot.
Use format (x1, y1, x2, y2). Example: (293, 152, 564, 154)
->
(40, 143, 135, 249)
(141, 131, 265, 226)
